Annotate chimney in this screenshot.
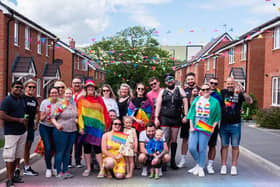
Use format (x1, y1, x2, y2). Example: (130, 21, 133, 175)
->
(69, 39, 75, 48)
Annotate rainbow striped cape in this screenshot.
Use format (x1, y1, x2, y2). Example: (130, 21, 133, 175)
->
(194, 120, 213, 136)
(78, 95, 111, 146)
(112, 131, 128, 144)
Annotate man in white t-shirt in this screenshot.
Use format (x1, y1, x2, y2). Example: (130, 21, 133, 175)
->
(138, 122, 170, 176)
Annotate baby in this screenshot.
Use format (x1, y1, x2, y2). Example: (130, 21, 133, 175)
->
(146, 129, 164, 179)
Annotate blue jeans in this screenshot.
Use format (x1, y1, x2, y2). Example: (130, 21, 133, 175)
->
(53, 128, 76, 174)
(39, 124, 54, 170)
(188, 130, 211, 168)
(219, 123, 241, 147)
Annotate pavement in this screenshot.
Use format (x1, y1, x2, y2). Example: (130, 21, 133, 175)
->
(0, 121, 279, 186)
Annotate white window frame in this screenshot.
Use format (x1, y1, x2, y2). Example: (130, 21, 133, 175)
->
(25, 26, 30, 50)
(272, 77, 280, 106)
(213, 57, 216, 70)
(195, 64, 197, 74)
(274, 26, 280, 50)
(45, 38, 49, 56)
(95, 72, 98, 80)
(37, 33, 41, 54)
(81, 59, 88, 71)
(206, 59, 210, 71)
(229, 48, 235, 64)
(241, 43, 247, 61)
(36, 79, 41, 97)
(14, 22, 19, 46)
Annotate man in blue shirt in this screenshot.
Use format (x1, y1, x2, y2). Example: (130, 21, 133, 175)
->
(0, 81, 27, 186)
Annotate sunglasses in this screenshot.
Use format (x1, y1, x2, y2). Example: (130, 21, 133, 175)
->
(113, 123, 122, 126)
(28, 86, 36, 89)
(201, 88, 210, 92)
(73, 82, 81, 84)
(137, 88, 145, 91)
(55, 86, 65, 89)
(210, 82, 218, 86)
(149, 82, 157, 87)
(103, 89, 110, 92)
(15, 86, 23, 89)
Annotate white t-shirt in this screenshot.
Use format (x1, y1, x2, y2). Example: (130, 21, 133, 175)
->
(102, 97, 120, 116)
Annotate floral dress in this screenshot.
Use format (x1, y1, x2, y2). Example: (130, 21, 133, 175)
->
(119, 128, 134, 156)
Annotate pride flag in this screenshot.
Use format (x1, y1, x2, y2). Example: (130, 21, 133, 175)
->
(194, 120, 213, 136)
(112, 131, 128, 144)
(78, 95, 110, 146)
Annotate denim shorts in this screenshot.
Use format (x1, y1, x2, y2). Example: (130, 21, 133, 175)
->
(219, 123, 241, 147)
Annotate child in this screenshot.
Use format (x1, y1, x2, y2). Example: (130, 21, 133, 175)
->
(146, 129, 164, 179)
(119, 116, 138, 178)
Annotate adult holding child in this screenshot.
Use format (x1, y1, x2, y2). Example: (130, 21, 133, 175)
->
(187, 83, 221, 177)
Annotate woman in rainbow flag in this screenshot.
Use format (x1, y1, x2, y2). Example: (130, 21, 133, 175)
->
(187, 83, 221, 177)
(77, 80, 111, 177)
(127, 83, 152, 134)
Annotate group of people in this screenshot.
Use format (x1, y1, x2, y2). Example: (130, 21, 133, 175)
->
(0, 72, 253, 186)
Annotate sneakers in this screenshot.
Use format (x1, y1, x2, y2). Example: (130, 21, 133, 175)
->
(97, 171, 105, 178)
(148, 173, 154, 178)
(230, 166, 238, 175)
(207, 164, 215, 174)
(177, 158, 186, 168)
(141, 166, 148, 177)
(68, 164, 73, 169)
(159, 168, 163, 177)
(52, 169, 57, 176)
(187, 165, 198, 174)
(154, 173, 160, 180)
(6, 179, 14, 187)
(198, 167, 205, 177)
(23, 166, 39, 176)
(56, 172, 64, 179)
(63, 172, 74, 179)
(82, 169, 90, 177)
(14, 168, 20, 179)
(45, 169, 52, 178)
(220, 165, 227, 175)
(76, 164, 83, 168)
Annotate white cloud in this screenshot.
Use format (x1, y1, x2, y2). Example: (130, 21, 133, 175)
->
(2, 0, 171, 45)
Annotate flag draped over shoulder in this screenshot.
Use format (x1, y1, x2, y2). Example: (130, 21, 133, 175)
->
(78, 95, 110, 146)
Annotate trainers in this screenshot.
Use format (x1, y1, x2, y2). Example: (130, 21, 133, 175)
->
(159, 168, 163, 177)
(97, 170, 105, 178)
(23, 166, 39, 176)
(230, 166, 237, 176)
(63, 172, 74, 179)
(154, 173, 160, 180)
(56, 172, 64, 179)
(68, 164, 73, 169)
(220, 165, 227, 175)
(12, 176, 24, 183)
(207, 164, 215, 174)
(198, 167, 205, 177)
(148, 173, 154, 178)
(76, 164, 83, 168)
(141, 166, 148, 177)
(45, 169, 52, 178)
(52, 169, 57, 176)
(82, 169, 90, 177)
(177, 158, 186, 168)
(187, 165, 198, 174)
(6, 179, 14, 187)
(14, 168, 20, 179)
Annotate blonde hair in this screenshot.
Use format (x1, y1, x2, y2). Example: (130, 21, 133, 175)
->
(122, 115, 133, 123)
(117, 83, 133, 98)
(155, 129, 164, 137)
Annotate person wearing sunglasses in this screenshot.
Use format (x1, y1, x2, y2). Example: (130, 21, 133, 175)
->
(101, 84, 119, 117)
(0, 81, 28, 186)
(155, 73, 188, 169)
(205, 78, 223, 174)
(54, 80, 66, 99)
(187, 83, 221, 177)
(15, 79, 39, 177)
(147, 77, 162, 123)
(100, 118, 125, 179)
(128, 83, 152, 133)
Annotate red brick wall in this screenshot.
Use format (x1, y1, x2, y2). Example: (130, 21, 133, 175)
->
(197, 60, 205, 86)
(215, 56, 225, 89)
(55, 47, 73, 87)
(0, 11, 7, 101)
(247, 38, 265, 108)
(263, 31, 280, 108)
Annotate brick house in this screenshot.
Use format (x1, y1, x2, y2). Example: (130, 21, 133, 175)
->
(0, 2, 58, 101)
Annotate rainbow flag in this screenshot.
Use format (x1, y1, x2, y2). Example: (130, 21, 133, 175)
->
(78, 95, 110, 146)
(194, 120, 213, 136)
(112, 131, 128, 144)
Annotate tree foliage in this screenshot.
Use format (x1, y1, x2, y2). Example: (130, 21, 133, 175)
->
(84, 26, 176, 91)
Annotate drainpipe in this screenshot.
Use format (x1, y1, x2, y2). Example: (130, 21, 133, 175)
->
(6, 12, 14, 95)
(72, 54, 74, 80)
(52, 40, 56, 63)
(245, 41, 249, 92)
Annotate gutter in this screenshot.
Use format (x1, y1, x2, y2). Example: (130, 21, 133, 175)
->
(6, 12, 14, 95)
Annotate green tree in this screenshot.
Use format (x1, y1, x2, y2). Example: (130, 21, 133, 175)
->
(84, 26, 176, 91)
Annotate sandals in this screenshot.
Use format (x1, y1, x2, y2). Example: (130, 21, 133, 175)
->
(97, 171, 105, 178)
(82, 170, 90, 177)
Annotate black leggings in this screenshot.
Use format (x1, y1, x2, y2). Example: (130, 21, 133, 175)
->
(83, 143, 101, 154)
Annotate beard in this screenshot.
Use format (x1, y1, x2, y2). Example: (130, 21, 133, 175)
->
(167, 84, 175, 90)
(188, 82, 195, 87)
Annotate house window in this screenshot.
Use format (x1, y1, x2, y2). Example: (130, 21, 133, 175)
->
(14, 22, 19, 46)
(213, 57, 216, 70)
(195, 64, 197, 74)
(81, 59, 88, 71)
(45, 38, 49, 56)
(95, 72, 98, 80)
(36, 79, 41, 97)
(37, 33, 41, 54)
(207, 59, 210, 71)
(77, 57, 80, 70)
(229, 48, 235, 64)
(102, 73, 104, 80)
(25, 26, 30, 50)
(241, 43, 247, 61)
(274, 26, 280, 49)
(272, 77, 280, 106)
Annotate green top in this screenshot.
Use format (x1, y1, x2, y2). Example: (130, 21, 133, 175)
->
(187, 96, 221, 127)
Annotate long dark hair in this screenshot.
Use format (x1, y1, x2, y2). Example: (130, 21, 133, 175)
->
(108, 118, 124, 132)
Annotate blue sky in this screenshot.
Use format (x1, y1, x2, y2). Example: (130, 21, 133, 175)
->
(3, 0, 280, 46)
